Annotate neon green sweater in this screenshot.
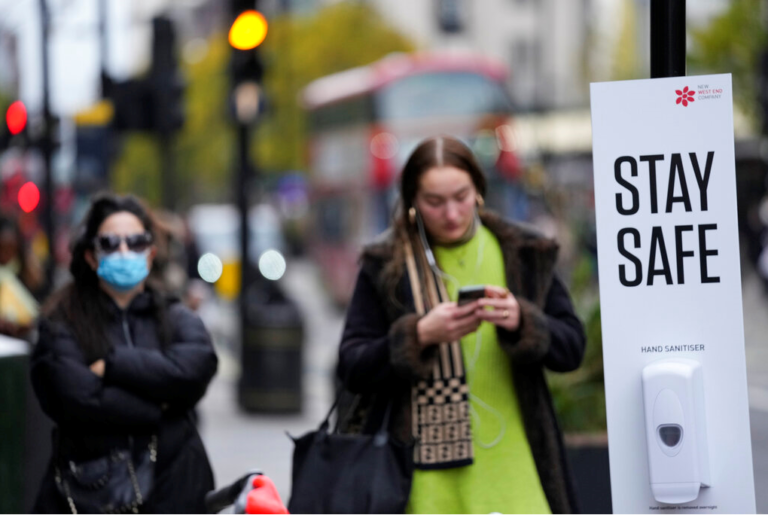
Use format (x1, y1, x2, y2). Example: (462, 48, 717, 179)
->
(406, 225, 551, 514)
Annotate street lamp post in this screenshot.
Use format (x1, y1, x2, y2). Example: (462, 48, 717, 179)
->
(228, 0, 267, 405)
(228, 4, 303, 413)
(39, 0, 55, 294)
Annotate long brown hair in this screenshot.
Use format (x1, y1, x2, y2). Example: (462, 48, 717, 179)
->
(382, 136, 487, 299)
(44, 193, 170, 363)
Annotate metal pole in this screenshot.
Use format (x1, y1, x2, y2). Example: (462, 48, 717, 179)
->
(39, 0, 55, 294)
(161, 133, 174, 210)
(237, 122, 251, 347)
(650, 0, 686, 78)
(98, 0, 110, 96)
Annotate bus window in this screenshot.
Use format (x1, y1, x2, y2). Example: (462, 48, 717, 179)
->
(377, 72, 512, 120)
(309, 95, 375, 131)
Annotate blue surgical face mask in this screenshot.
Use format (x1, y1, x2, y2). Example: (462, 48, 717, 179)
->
(96, 251, 150, 292)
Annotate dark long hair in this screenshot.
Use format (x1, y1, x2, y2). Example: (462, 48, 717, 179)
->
(44, 193, 169, 363)
(383, 136, 487, 297)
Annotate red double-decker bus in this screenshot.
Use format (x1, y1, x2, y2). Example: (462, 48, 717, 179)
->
(302, 52, 520, 305)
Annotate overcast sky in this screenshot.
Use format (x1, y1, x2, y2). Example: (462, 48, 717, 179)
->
(0, 0, 732, 117)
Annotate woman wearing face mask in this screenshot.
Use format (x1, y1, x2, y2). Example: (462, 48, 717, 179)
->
(31, 194, 218, 513)
(337, 136, 586, 514)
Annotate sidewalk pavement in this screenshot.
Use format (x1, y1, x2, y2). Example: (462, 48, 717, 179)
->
(198, 258, 342, 503)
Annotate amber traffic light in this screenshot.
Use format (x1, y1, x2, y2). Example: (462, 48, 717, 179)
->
(228, 10, 268, 50)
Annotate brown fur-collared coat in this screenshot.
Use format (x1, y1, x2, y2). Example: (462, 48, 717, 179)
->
(337, 210, 586, 513)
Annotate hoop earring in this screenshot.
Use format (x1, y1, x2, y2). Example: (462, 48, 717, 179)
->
(476, 194, 485, 208)
(408, 207, 417, 224)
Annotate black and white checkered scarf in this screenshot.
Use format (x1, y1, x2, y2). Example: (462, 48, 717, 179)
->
(404, 232, 474, 470)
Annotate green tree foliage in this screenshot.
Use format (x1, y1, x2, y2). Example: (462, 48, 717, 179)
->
(0, 91, 10, 117)
(610, 0, 642, 81)
(111, 3, 413, 208)
(112, 134, 164, 205)
(112, 36, 234, 207)
(689, 0, 768, 126)
(175, 36, 236, 204)
(547, 251, 606, 434)
(255, 3, 414, 172)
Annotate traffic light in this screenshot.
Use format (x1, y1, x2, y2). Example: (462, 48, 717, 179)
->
(109, 17, 184, 134)
(18, 182, 40, 213)
(111, 79, 153, 131)
(436, 0, 464, 33)
(229, 10, 268, 50)
(1, 101, 28, 150)
(151, 16, 185, 134)
(6, 101, 27, 136)
(229, 1, 267, 124)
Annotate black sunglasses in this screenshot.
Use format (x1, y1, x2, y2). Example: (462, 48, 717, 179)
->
(94, 232, 153, 254)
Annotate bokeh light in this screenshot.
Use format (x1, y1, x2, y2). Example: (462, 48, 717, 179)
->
(258, 250, 286, 281)
(18, 182, 40, 213)
(472, 129, 501, 162)
(198, 253, 224, 283)
(228, 11, 268, 50)
(370, 132, 399, 160)
(6, 101, 27, 136)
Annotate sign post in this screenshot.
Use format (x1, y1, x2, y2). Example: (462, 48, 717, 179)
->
(590, 74, 756, 513)
(650, 0, 686, 79)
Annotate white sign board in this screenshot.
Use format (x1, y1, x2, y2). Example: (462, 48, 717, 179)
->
(590, 74, 755, 513)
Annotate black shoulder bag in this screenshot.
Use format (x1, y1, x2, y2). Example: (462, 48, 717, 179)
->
(54, 433, 157, 514)
(287, 395, 414, 514)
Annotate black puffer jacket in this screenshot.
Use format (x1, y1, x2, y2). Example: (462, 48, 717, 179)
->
(30, 290, 218, 513)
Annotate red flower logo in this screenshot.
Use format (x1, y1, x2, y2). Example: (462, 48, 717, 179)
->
(675, 86, 695, 107)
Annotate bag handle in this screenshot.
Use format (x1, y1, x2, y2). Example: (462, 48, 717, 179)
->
(373, 398, 394, 445)
(318, 393, 342, 432)
(319, 389, 395, 439)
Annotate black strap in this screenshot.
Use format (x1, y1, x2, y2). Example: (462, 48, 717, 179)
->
(374, 398, 394, 444)
(321, 389, 394, 437)
(318, 392, 343, 432)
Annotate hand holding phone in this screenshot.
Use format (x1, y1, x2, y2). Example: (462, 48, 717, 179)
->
(416, 299, 482, 346)
(475, 285, 521, 331)
(457, 285, 486, 306)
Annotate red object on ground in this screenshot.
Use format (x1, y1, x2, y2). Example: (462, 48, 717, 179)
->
(245, 475, 289, 514)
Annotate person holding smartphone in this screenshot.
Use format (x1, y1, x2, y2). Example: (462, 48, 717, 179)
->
(337, 136, 586, 514)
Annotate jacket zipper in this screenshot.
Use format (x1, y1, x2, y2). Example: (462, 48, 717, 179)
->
(121, 311, 134, 348)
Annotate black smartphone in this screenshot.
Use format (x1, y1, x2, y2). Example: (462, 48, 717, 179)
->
(457, 285, 486, 306)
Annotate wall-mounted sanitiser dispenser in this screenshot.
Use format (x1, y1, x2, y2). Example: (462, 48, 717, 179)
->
(642, 359, 710, 504)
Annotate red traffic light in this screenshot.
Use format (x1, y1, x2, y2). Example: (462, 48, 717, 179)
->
(6, 101, 27, 135)
(18, 182, 40, 213)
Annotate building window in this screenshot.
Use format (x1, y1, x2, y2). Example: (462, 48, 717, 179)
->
(510, 38, 542, 109)
(435, 0, 465, 33)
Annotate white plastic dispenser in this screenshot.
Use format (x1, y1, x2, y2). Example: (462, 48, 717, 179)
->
(642, 359, 710, 504)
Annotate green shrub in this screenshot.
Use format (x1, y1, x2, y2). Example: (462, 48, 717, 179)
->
(547, 251, 607, 434)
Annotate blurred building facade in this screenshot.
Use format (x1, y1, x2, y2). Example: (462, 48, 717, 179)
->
(362, 0, 730, 112)
(0, 0, 734, 119)
(0, 0, 226, 116)
(362, 0, 592, 112)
